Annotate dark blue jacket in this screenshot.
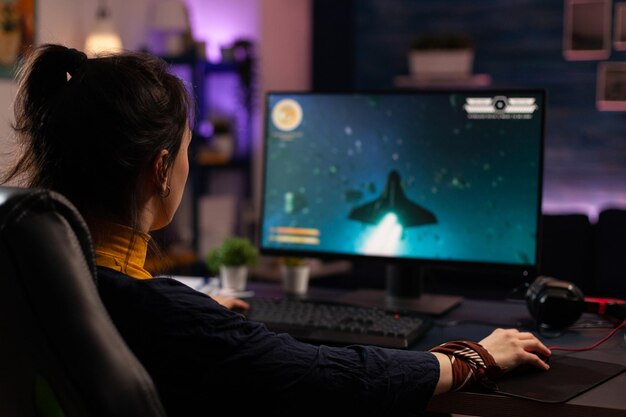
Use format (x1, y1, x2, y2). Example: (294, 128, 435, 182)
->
(97, 267, 439, 417)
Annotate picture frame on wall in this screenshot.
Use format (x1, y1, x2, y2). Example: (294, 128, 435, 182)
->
(0, 0, 35, 78)
(596, 62, 626, 111)
(563, 0, 611, 60)
(614, 3, 626, 50)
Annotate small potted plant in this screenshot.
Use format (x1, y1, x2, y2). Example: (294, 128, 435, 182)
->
(206, 236, 259, 292)
(408, 32, 475, 79)
(280, 256, 311, 295)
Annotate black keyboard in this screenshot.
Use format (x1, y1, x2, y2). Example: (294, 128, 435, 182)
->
(245, 296, 433, 349)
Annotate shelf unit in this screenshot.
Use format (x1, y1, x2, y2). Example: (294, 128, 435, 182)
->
(155, 52, 253, 271)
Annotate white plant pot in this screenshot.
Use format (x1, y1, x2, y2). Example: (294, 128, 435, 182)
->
(408, 49, 474, 79)
(220, 265, 248, 292)
(281, 265, 310, 295)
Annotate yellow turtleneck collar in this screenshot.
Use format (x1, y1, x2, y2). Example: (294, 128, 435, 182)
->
(94, 222, 152, 280)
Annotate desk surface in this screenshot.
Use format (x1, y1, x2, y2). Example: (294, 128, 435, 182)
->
(246, 281, 626, 417)
(415, 298, 626, 417)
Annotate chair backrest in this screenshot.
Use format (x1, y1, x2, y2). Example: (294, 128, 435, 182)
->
(0, 186, 166, 417)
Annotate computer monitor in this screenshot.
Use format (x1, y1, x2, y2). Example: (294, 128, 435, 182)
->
(259, 90, 545, 314)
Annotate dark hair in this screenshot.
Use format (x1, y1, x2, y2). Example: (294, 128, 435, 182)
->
(3, 44, 194, 249)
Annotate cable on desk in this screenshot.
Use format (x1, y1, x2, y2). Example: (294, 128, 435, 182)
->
(548, 319, 626, 352)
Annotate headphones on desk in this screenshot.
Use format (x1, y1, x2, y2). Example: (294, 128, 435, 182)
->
(526, 275, 626, 330)
(525, 276, 585, 330)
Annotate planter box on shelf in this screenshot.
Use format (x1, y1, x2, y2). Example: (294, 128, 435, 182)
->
(408, 49, 474, 79)
(408, 33, 475, 80)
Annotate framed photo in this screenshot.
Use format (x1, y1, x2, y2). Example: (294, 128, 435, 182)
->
(596, 62, 626, 111)
(0, 0, 35, 78)
(563, 0, 611, 60)
(614, 3, 626, 50)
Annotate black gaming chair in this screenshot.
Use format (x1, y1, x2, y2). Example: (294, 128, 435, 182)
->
(0, 186, 166, 417)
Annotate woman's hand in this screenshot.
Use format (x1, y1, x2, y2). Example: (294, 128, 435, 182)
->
(211, 294, 250, 311)
(479, 328, 551, 372)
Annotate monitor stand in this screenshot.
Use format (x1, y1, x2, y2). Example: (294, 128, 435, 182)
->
(337, 264, 463, 316)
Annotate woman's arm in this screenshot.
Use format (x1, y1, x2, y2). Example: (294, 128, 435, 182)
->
(431, 328, 551, 395)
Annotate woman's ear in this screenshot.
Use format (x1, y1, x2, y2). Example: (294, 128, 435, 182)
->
(152, 149, 171, 195)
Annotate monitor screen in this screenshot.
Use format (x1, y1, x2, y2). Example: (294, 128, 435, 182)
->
(259, 91, 545, 277)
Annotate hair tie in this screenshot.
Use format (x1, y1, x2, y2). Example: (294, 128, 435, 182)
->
(66, 48, 88, 81)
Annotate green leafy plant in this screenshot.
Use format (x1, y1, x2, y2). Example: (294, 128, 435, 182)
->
(206, 236, 259, 274)
(411, 32, 474, 50)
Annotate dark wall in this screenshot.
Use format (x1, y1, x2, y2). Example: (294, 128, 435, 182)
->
(314, 0, 626, 219)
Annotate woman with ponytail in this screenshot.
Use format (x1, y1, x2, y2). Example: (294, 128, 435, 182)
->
(5, 44, 244, 308)
(2, 44, 551, 417)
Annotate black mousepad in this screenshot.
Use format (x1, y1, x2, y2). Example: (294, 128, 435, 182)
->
(493, 355, 626, 403)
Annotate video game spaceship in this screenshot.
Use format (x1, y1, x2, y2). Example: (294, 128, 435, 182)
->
(348, 170, 437, 228)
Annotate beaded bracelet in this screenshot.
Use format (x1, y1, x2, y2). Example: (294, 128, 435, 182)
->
(429, 340, 503, 391)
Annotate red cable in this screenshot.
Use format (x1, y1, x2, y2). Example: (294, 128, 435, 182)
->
(548, 319, 626, 352)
